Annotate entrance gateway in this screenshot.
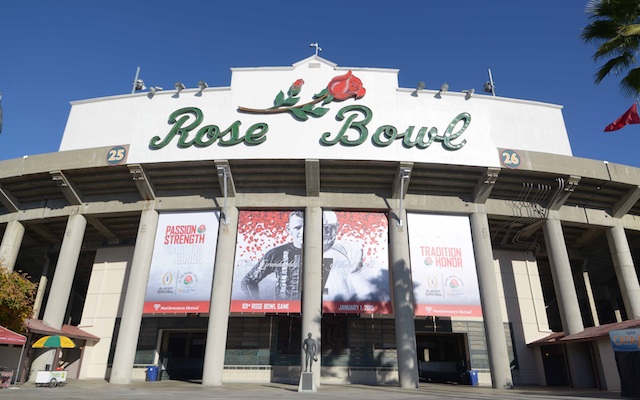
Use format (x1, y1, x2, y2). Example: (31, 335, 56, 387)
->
(150, 317, 484, 386)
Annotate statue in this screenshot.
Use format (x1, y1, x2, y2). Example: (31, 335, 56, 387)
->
(302, 332, 317, 372)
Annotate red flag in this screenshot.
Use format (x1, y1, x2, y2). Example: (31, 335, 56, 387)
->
(604, 103, 640, 132)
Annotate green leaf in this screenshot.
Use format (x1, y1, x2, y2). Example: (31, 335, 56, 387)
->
(322, 95, 334, 105)
(289, 108, 308, 121)
(273, 91, 285, 107)
(311, 107, 330, 117)
(301, 104, 314, 112)
(282, 97, 300, 106)
(314, 88, 328, 98)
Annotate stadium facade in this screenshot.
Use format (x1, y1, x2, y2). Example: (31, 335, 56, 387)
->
(1, 56, 639, 392)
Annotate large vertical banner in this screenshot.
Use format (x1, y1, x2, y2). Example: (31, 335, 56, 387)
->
(322, 211, 391, 314)
(408, 213, 482, 317)
(230, 210, 304, 313)
(144, 211, 220, 314)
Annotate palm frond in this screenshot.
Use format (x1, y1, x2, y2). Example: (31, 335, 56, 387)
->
(619, 23, 640, 35)
(595, 52, 636, 83)
(583, 0, 640, 95)
(582, 19, 623, 43)
(620, 66, 640, 97)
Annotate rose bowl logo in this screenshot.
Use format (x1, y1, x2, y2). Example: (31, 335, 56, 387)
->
(153, 304, 161, 311)
(238, 70, 366, 121)
(424, 257, 433, 266)
(197, 224, 206, 234)
(425, 306, 433, 313)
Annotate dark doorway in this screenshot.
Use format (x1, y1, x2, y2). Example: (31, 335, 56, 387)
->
(159, 330, 206, 381)
(541, 345, 570, 386)
(416, 333, 468, 384)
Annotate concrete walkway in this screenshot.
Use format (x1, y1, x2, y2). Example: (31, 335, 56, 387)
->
(0, 380, 628, 400)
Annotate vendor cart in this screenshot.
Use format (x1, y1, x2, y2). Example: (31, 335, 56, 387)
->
(35, 370, 67, 388)
(31, 335, 75, 388)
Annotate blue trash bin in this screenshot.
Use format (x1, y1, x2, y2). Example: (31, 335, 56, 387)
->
(468, 370, 478, 386)
(146, 366, 159, 382)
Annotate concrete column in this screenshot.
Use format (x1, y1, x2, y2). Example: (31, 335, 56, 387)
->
(388, 210, 419, 389)
(0, 220, 25, 271)
(202, 206, 238, 386)
(110, 208, 159, 384)
(301, 205, 323, 384)
(548, 242, 596, 398)
(606, 224, 640, 319)
(32, 254, 52, 319)
(42, 213, 87, 330)
(581, 263, 599, 327)
(543, 217, 583, 335)
(469, 212, 513, 389)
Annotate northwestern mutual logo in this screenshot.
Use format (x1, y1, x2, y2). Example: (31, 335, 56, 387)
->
(149, 71, 470, 151)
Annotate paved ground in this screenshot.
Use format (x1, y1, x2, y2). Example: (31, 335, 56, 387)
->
(0, 379, 631, 400)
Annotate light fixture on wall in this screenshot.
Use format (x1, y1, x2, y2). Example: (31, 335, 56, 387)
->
(196, 80, 209, 96)
(148, 86, 163, 97)
(174, 82, 186, 92)
(412, 81, 426, 97)
(462, 88, 475, 99)
(435, 83, 449, 99)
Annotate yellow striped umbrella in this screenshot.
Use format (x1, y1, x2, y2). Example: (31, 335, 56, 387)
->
(32, 335, 76, 348)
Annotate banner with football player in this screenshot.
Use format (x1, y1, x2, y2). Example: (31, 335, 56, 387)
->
(322, 211, 391, 314)
(144, 211, 220, 314)
(407, 213, 482, 317)
(230, 210, 304, 313)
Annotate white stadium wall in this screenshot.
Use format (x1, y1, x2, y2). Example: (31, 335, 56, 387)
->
(60, 56, 571, 167)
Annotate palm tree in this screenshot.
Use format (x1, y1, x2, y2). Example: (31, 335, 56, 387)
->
(582, 0, 640, 97)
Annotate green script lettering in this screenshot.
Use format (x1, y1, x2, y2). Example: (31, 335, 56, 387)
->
(321, 105, 371, 146)
(150, 106, 468, 152)
(149, 107, 269, 149)
(150, 107, 203, 149)
(443, 113, 470, 150)
(371, 113, 470, 150)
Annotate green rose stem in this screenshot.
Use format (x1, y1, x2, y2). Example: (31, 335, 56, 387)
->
(238, 93, 328, 114)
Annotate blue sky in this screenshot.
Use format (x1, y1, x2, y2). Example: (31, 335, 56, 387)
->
(1, 1, 638, 167)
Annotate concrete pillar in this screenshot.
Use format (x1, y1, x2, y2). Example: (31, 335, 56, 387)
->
(110, 208, 159, 384)
(32, 254, 52, 319)
(202, 206, 238, 386)
(606, 224, 640, 319)
(0, 220, 25, 271)
(301, 205, 323, 385)
(543, 217, 583, 335)
(543, 218, 593, 387)
(469, 212, 513, 389)
(581, 263, 600, 327)
(388, 210, 419, 389)
(42, 213, 87, 330)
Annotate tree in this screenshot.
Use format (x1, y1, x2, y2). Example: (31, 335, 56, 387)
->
(0, 267, 37, 332)
(582, 0, 640, 97)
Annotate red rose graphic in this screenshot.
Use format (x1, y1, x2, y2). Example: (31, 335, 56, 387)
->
(327, 71, 366, 101)
(288, 79, 304, 96)
(238, 71, 366, 120)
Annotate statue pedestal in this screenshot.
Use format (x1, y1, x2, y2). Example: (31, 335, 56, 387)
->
(298, 371, 316, 392)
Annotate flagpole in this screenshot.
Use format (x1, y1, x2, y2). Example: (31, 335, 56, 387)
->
(131, 67, 141, 94)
